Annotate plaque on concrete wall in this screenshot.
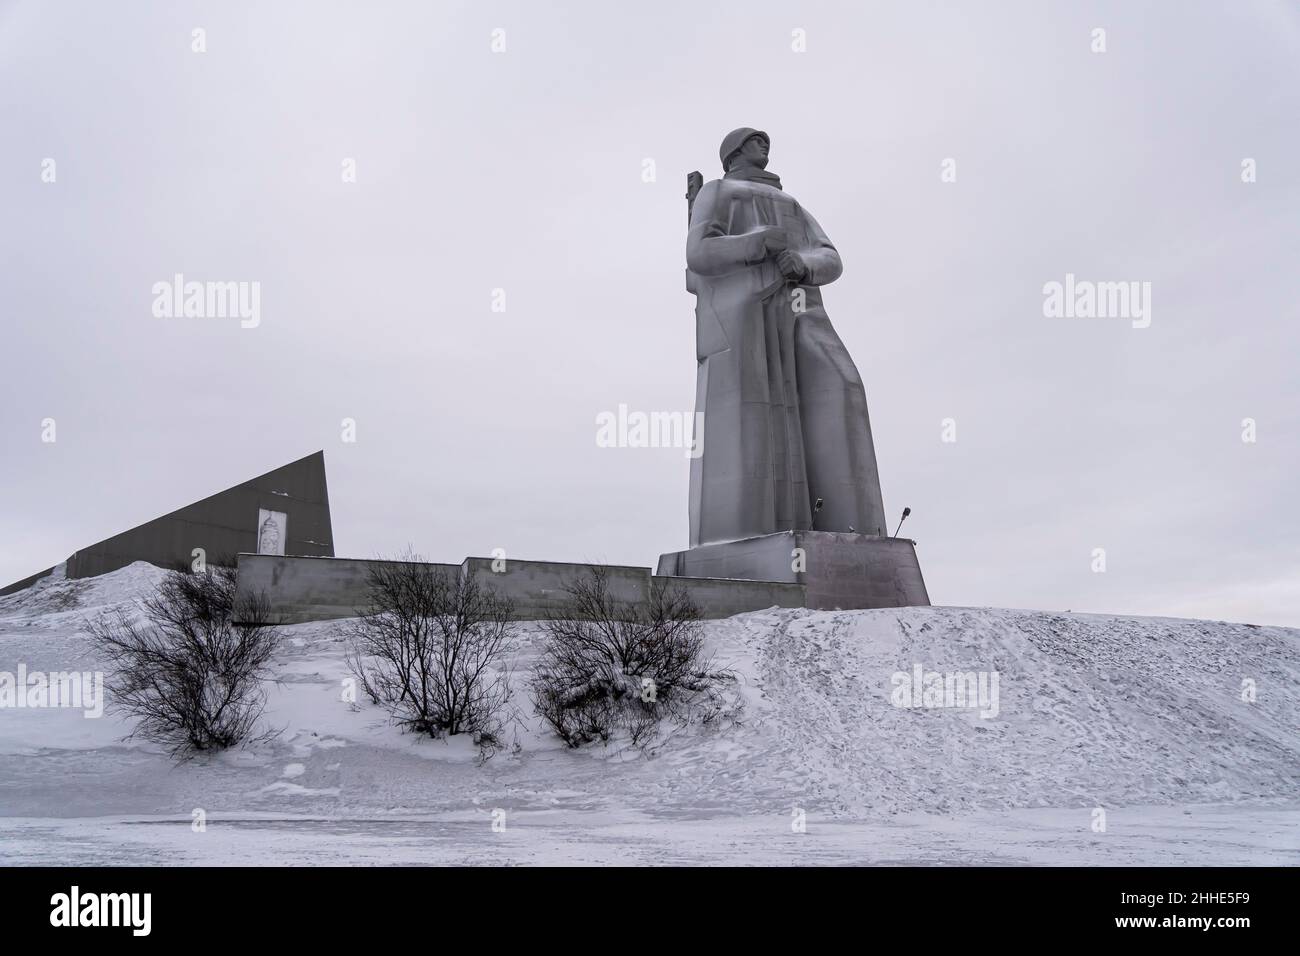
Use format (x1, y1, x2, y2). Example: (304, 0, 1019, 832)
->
(257, 509, 287, 556)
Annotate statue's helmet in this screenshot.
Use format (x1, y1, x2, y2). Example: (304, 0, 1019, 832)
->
(719, 127, 769, 171)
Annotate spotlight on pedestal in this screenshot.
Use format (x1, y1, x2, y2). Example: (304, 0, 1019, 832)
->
(893, 506, 912, 538)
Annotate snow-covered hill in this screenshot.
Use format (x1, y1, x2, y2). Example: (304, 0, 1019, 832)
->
(0, 562, 1295, 865)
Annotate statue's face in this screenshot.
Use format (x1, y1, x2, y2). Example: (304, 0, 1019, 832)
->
(737, 135, 769, 168)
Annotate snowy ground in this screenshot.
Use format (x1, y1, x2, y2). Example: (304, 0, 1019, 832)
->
(1, 563, 1296, 866)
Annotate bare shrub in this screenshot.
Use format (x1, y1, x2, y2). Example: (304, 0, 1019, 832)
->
(531, 566, 721, 748)
(88, 566, 280, 757)
(345, 557, 514, 747)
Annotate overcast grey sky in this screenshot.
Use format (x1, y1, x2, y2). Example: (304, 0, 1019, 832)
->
(2, 0, 1297, 625)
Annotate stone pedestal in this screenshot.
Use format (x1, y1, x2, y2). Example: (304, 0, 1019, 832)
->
(657, 530, 929, 611)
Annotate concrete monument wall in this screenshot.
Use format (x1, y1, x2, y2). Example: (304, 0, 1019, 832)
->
(235, 553, 807, 624)
(658, 530, 929, 610)
(235, 554, 460, 622)
(1, 451, 334, 595)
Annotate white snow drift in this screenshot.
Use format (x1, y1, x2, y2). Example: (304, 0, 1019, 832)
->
(0, 562, 1295, 865)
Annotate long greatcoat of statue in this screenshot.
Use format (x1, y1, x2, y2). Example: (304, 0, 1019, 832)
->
(685, 129, 887, 547)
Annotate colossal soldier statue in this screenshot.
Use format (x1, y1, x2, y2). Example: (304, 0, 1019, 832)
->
(659, 128, 929, 610)
(684, 127, 887, 545)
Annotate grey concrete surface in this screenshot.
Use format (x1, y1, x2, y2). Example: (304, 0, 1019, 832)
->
(658, 530, 929, 610)
(0, 452, 334, 595)
(236, 553, 806, 624)
(234, 554, 459, 623)
(0, 566, 57, 597)
(460, 557, 653, 617)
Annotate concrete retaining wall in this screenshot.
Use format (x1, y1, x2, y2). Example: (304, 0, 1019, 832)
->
(236, 553, 805, 624)
(460, 558, 654, 619)
(235, 555, 458, 623)
(655, 574, 808, 618)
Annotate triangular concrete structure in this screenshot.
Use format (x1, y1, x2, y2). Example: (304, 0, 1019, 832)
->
(1, 451, 333, 594)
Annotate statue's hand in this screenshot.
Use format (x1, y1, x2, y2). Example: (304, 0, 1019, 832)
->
(777, 249, 807, 281)
(759, 228, 788, 256)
